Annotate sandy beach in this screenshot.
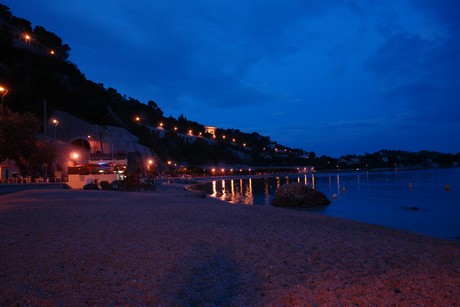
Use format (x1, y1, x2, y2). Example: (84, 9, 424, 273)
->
(1, 184, 459, 305)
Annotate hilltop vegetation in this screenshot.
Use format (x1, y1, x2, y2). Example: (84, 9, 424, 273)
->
(1, 4, 459, 174)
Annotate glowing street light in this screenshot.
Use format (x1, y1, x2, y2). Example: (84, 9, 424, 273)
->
(147, 159, 154, 172)
(70, 152, 79, 165)
(0, 86, 8, 115)
(51, 118, 60, 139)
(24, 34, 31, 43)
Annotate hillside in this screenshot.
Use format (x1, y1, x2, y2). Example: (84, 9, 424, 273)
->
(1, 4, 459, 173)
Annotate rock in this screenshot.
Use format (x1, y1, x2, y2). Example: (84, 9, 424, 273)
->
(272, 183, 330, 208)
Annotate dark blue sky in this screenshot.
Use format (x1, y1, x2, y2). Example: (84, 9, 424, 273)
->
(4, 1, 460, 156)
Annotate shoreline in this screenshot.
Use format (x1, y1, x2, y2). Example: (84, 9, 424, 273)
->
(187, 169, 460, 241)
(1, 187, 459, 305)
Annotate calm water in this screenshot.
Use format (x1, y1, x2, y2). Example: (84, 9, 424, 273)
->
(192, 168, 460, 240)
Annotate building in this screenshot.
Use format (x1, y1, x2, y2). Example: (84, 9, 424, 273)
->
(47, 111, 159, 188)
(205, 126, 216, 137)
(0, 164, 10, 183)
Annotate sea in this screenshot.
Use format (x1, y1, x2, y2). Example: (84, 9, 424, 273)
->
(191, 168, 460, 240)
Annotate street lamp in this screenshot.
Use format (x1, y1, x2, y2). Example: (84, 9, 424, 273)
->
(147, 159, 154, 173)
(51, 118, 60, 139)
(0, 86, 8, 115)
(70, 152, 79, 166)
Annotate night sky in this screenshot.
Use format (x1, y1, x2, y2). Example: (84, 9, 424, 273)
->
(4, 1, 460, 157)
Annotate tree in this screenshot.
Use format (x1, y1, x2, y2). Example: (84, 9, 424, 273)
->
(148, 100, 164, 117)
(33, 25, 71, 59)
(26, 140, 57, 177)
(11, 16, 32, 32)
(0, 111, 40, 172)
(0, 4, 13, 21)
(33, 26, 63, 47)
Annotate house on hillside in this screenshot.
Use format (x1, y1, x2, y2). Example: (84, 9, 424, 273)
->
(205, 126, 216, 137)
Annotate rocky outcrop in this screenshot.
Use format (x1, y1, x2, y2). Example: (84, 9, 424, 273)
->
(272, 183, 330, 208)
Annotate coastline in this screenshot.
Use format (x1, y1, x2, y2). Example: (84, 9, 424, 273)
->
(1, 186, 459, 305)
(188, 169, 460, 240)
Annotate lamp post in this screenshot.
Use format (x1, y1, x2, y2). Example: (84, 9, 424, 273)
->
(0, 86, 8, 116)
(51, 118, 60, 139)
(147, 159, 154, 174)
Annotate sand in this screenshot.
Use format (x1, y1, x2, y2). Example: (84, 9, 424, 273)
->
(1, 184, 459, 306)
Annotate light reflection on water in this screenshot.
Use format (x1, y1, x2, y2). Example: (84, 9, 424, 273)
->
(192, 168, 460, 240)
(207, 174, 318, 205)
(202, 172, 351, 206)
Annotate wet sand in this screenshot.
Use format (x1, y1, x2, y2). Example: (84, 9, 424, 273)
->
(1, 185, 459, 305)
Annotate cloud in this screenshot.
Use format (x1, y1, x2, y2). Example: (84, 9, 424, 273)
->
(365, 33, 432, 81)
(364, 1, 460, 126)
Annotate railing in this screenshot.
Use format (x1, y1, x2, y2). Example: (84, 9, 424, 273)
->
(89, 152, 127, 160)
